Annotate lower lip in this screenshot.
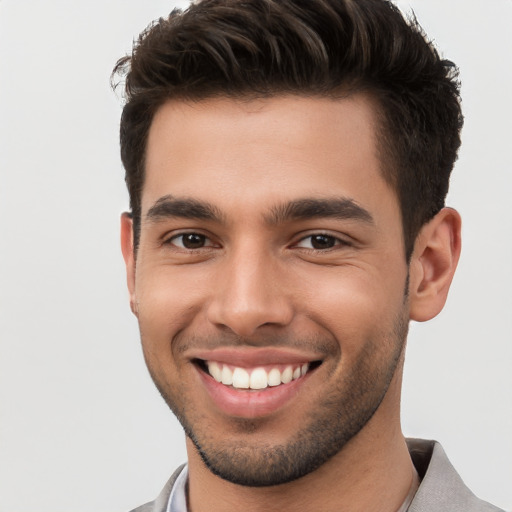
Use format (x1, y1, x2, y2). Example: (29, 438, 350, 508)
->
(197, 367, 311, 418)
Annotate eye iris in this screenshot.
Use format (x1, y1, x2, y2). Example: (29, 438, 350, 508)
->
(311, 234, 335, 249)
(182, 233, 206, 249)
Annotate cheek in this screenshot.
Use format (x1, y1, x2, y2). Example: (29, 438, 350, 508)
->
(298, 265, 407, 344)
(134, 265, 209, 349)
(134, 266, 207, 396)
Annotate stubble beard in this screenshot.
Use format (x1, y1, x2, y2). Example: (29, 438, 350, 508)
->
(145, 309, 409, 487)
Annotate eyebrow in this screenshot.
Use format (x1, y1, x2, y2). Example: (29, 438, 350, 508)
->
(266, 197, 374, 225)
(144, 195, 374, 226)
(145, 195, 224, 223)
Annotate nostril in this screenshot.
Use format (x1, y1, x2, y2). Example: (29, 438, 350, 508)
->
(206, 300, 295, 338)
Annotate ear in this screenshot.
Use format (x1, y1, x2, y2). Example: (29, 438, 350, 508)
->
(120, 213, 138, 317)
(408, 207, 462, 322)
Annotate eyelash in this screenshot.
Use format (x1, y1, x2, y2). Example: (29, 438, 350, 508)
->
(164, 231, 351, 252)
(293, 233, 351, 251)
(165, 232, 217, 250)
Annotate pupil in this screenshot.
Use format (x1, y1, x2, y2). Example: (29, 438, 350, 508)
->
(183, 233, 205, 249)
(311, 235, 335, 249)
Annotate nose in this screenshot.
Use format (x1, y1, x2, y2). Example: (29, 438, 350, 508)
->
(206, 246, 294, 337)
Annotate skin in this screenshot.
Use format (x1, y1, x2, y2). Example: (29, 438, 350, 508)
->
(121, 95, 461, 512)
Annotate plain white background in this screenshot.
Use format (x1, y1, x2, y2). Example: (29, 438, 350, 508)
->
(0, 1, 511, 510)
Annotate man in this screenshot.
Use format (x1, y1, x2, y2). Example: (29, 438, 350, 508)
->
(113, 1, 504, 511)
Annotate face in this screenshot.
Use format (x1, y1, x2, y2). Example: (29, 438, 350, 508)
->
(123, 95, 411, 486)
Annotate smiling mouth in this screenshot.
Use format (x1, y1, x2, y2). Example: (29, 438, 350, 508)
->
(194, 359, 322, 390)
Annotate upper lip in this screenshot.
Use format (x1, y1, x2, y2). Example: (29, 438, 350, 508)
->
(186, 347, 324, 367)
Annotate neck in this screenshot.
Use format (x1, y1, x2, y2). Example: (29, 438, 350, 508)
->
(186, 419, 414, 512)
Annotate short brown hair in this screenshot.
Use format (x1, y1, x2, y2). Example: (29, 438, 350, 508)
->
(113, 0, 463, 259)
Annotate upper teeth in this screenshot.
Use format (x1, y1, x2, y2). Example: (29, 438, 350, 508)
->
(207, 362, 309, 390)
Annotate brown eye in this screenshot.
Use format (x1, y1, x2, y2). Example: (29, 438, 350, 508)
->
(296, 234, 340, 250)
(170, 233, 209, 249)
(310, 234, 337, 249)
(183, 233, 206, 248)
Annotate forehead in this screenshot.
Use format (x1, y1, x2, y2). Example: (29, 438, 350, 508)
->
(143, 95, 396, 221)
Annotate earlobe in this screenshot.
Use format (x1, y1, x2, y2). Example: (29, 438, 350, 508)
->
(120, 213, 138, 317)
(409, 208, 462, 322)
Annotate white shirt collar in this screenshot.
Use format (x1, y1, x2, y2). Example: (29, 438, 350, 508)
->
(166, 464, 188, 512)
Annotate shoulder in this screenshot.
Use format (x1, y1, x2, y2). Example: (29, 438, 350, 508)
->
(129, 503, 154, 512)
(128, 464, 187, 512)
(407, 439, 504, 512)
